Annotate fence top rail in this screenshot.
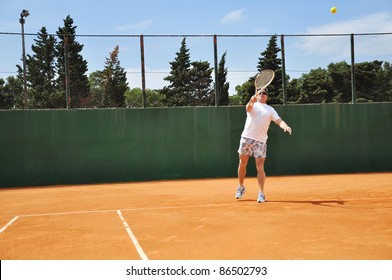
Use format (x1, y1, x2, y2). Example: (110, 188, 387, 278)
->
(1, 31, 392, 37)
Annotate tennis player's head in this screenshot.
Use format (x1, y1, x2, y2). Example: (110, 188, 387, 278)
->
(256, 88, 268, 102)
(256, 87, 268, 96)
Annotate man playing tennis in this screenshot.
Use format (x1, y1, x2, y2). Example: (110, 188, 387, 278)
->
(236, 87, 292, 203)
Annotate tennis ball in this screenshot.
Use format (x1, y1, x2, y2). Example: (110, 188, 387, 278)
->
(330, 7, 337, 14)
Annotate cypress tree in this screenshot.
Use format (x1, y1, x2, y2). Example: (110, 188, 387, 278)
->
(56, 15, 90, 108)
(163, 38, 192, 106)
(26, 27, 57, 108)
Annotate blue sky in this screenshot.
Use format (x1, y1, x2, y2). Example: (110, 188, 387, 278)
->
(1, 0, 392, 94)
(1, 0, 391, 35)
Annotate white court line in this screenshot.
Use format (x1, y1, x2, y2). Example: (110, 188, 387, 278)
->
(20, 209, 118, 218)
(116, 210, 148, 260)
(0, 216, 19, 233)
(120, 203, 236, 212)
(15, 203, 236, 218)
(5, 197, 392, 219)
(4, 197, 390, 220)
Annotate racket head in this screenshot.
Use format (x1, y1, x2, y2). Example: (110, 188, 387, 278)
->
(254, 70, 275, 90)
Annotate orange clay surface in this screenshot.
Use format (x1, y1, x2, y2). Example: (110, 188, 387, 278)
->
(0, 173, 391, 260)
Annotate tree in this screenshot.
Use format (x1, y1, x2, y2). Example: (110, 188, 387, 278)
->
(0, 76, 24, 109)
(235, 80, 252, 105)
(297, 68, 333, 103)
(217, 51, 230, 106)
(88, 71, 105, 108)
(328, 61, 352, 103)
(101, 45, 128, 107)
(286, 78, 302, 104)
(378, 62, 392, 102)
(163, 38, 192, 106)
(56, 15, 90, 108)
(257, 34, 282, 104)
(189, 61, 214, 106)
(237, 35, 283, 104)
(0, 78, 12, 109)
(26, 27, 57, 108)
(229, 94, 242, 105)
(355, 60, 383, 102)
(125, 88, 165, 108)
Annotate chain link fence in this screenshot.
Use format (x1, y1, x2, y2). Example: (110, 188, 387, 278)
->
(1, 32, 391, 109)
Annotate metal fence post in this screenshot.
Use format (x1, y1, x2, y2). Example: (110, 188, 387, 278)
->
(350, 33, 356, 104)
(64, 34, 70, 109)
(140, 35, 146, 108)
(280, 34, 287, 105)
(213, 35, 219, 107)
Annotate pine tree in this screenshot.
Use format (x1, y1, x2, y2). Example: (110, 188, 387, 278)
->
(163, 38, 192, 106)
(26, 27, 57, 108)
(379, 62, 392, 102)
(56, 15, 90, 108)
(217, 52, 230, 106)
(328, 61, 352, 103)
(0, 77, 22, 109)
(88, 71, 105, 107)
(0, 78, 11, 109)
(257, 34, 282, 104)
(239, 35, 283, 104)
(101, 46, 128, 107)
(189, 61, 214, 106)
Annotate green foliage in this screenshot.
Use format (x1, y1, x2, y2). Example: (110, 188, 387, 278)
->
(189, 61, 214, 106)
(378, 62, 392, 102)
(163, 38, 215, 106)
(236, 79, 253, 105)
(26, 27, 57, 108)
(286, 78, 301, 104)
(125, 88, 165, 108)
(100, 46, 128, 107)
(355, 60, 383, 102)
(0, 77, 22, 109)
(288, 60, 392, 104)
(217, 52, 230, 106)
(238, 35, 283, 104)
(1, 28, 392, 109)
(163, 38, 192, 106)
(327, 61, 352, 103)
(56, 15, 90, 108)
(228, 94, 242, 105)
(297, 68, 333, 103)
(88, 71, 105, 108)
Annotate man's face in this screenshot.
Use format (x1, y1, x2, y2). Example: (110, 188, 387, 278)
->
(256, 90, 268, 102)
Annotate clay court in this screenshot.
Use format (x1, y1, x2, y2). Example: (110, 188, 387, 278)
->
(0, 172, 391, 260)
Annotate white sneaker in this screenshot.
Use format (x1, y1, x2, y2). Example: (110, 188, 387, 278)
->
(257, 192, 266, 203)
(235, 186, 246, 199)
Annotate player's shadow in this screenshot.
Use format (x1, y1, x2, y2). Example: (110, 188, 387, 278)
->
(238, 199, 346, 207)
(268, 199, 346, 207)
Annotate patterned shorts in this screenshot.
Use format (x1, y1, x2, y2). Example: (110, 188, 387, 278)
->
(238, 137, 267, 158)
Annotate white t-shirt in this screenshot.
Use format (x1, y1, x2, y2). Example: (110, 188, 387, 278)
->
(241, 102, 281, 143)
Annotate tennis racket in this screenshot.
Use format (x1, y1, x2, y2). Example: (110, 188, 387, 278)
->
(254, 69, 275, 91)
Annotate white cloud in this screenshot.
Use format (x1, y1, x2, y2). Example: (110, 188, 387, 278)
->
(220, 9, 246, 25)
(116, 20, 154, 32)
(306, 12, 392, 34)
(298, 13, 392, 59)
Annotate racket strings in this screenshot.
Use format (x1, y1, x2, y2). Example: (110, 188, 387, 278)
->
(255, 72, 274, 89)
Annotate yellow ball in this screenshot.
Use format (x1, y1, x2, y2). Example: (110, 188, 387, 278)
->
(330, 7, 337, 14)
